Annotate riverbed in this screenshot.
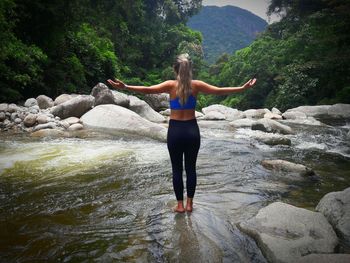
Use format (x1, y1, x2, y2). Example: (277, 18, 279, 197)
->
(0, 120, 349, 262)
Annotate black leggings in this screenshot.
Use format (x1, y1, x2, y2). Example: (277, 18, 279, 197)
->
(167, 119, 200, 201)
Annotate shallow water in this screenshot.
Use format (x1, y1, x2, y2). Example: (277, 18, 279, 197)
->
(0, 120, 349, 262)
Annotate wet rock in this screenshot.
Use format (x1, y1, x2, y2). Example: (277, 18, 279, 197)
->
(110, 90, 129, 108)
(202, 104, 243, 121)
(144, 93, 169, 111)
(202, 111, 226, 120)
(244, 109, 268, 119)
(316, 187, 350, 247)
(67, 123, 84, 131)
(91, 83, 116, 106)
(238, 202, 338, 263)
(23, 114, 37, 127)
(0, 112, 6, 121)
(253, 133, 291, 146)
(81, 104, 167, 142)
(298, 254, 350, 263)
(51, 95, 95, 119)
(31, 128, 66, 138)
(327, 104, 350, 119)
(261, 160, 315, 176)
(63, 117, 80, 125)
(0, 103, 8, 112)
(36, 114, 50, 124)
(36, 95, 54, 109)
(33, 122, 57, 132)
(264, 112, 282, 120)
(230, 118, 257, 128)
(252, 118, 294, 135)
(24, 98, 38, 107)
(54, 94, 73, 106)
(286, 105, 331, 118)
(128, 95, 166, 123)
(272, 107, 282, 115)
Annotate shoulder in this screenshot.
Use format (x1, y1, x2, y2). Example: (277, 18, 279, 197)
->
(192, 80, 207, 91)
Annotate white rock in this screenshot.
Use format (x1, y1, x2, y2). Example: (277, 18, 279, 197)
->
(316, 187, 350, 246)
(128, 95, 165, 123)
(24, 98, 38, 107)
(14, 118, 22, 124)
(36, 95, 54, 109)
(286, 105, 331, 118)
(110, 90, 129, 107)
(252, 118, 294, 135)
(261, 159, 315, 176)
(59, 120, 70, 129)
(23, 114, 37, 127)
(230, 118, 257, 128)
(68, 123, 84, 131)
(8, 104, 20, 113)
(238, 202, 338, 263)
(264, 112, 282, 120)
(91, 83, 116, 106)
(202, 104, 243, 121)
(160, 109, 171, 116)
(81, 104, 167, 142)
(202, 111, 226, 120)
(272, 107, 282, 115)
(282, 111, 307, 119)
(63, 117, 80, 125)
(252, 132, 291, 146)
(195, 111, 204, 118)
(54, 94, 73, 106)
(0, 103, 8, 112)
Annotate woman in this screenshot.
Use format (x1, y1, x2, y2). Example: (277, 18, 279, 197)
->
(107, 53, 256, 213)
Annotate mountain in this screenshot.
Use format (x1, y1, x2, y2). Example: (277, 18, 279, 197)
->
(187, 5, 268, 64)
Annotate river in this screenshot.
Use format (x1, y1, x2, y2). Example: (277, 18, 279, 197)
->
(0, 119, 349, 262)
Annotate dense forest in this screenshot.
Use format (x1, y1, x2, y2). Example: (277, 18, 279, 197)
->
(1, 0, 350, 112)
(187, 5, 267, 64)
(199, 0, 350, 111)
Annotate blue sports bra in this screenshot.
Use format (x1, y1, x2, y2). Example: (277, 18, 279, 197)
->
(170, 95, 196, 110)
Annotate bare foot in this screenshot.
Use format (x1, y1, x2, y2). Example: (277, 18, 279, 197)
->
(173, 201, 185, 213)
(185, 198, 193, 212)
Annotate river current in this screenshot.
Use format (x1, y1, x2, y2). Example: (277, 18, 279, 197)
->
(0, 120, 349, 262)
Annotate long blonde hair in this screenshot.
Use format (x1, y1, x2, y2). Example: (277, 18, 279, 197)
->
(173, 53, 193, 105)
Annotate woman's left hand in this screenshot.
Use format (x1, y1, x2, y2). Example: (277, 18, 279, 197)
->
(107, 79, 127, 89)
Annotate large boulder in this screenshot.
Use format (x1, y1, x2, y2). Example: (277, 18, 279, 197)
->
(244, 109, 268, 119)
(110, 90, 129, 107)
(80, 104, 167, 142)
(91, 83, 116, 106)
(238, 202, 338, 263)
(202, 104, 244, 121)
(252, 118, 294, 135)
(316, 187, 350, 247)
(128, 95, 165, 123)
(282, 111, 307, 120)
(327, 104, 350, 119)
(36, 95, 54, 109)
(50, 95, 95, 119)
(54, 94, 73, 106)
(144, 93, 169, 111)
(287, 104, 350, 119)
(261, 159, 315, 176)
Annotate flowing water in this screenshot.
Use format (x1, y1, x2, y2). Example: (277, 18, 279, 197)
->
(0, 119, 349, 262)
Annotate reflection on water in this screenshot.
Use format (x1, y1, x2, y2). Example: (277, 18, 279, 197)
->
(0, 119, 349, 261)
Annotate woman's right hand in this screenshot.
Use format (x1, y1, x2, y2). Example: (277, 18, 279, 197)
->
(107, 79, 127, 90)
(242, 78, 257, 90)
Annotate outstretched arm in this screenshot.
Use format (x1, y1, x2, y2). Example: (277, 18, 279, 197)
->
(107, 79, 173, 94)
(194, 79, 256, 95)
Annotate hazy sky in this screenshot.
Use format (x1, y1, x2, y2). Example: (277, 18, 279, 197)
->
(202, 0, 280, 23)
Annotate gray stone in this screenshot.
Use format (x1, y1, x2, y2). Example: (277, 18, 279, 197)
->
(262, 160, 315, 176)
(253, 133, 291, 146)
(63, 117, 80, 125)
(244, 109, 268, 119)
(36, 114, 50, 124)
(272, 107, 282, 115)
(59, 120, 70, 129)
(230, 118, 257, 128)
(316, 187, 350, 247)
(327, 104, 350, 119)
(54, 94, 73, 106)
(8, 104, 20, 113)
(67, 123, 84, 131)
(10, 112, 18, 121)
(282, 111, 307, 120)
(0, 103, 8, 112)
(81, 104, 167, 142)
(29, 108, 39, 114)
(286, 105, 331, 118)
(31, 128, 66, 138)
(238, 202, 338, 263)
(50, 95, 95, 119)
(23, 114, 37, 127)
(144, 93, 169, 111)
(264, 112, 282, 120)
(24, 98, 38, 107)
(36, 95, 54, 109)
(252, 118, 294, 135)
(110, 90, 129, 107)
(0, 112, 6, 121)
(202, 104, 243, 121)
(14, 118, 22, 124)
(33, 122, 57, 132)
(91, 82, 116, 106)
(128, 95, 166, 123)
(298, 254, 350, 263)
